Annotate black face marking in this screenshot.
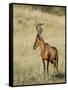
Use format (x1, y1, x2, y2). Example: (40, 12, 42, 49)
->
(37, 34, 41, 40)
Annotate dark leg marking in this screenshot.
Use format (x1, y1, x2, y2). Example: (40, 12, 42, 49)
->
(47, 61, 49, 74)
(42, 60, 45, 79)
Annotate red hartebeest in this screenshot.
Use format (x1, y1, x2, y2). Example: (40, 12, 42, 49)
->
(33, 23, 59, 79)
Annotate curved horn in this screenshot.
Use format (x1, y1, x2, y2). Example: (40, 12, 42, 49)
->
(36, 23, 44, 35)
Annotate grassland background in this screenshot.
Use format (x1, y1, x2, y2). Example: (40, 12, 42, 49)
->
(13, 4, 65, 86)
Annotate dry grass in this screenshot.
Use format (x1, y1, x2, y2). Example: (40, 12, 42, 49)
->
(13, 4, 66, 86)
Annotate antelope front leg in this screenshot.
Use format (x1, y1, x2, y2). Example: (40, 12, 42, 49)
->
(47, 61, 50, 80)
(42, 59, 45, 79)
(47, 61, 49, 74)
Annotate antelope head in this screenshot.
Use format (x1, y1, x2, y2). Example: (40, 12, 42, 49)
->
(33, 23, 45, 49)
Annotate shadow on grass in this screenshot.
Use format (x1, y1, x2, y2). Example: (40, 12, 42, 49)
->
(52, 72, 65, 79)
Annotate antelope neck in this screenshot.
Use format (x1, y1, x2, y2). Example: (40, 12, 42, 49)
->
(40, 39, 45, 53)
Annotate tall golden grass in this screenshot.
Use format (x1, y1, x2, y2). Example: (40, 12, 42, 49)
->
(13, 4, 65, 86)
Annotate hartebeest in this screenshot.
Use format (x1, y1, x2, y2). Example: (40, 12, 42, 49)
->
(33, 23, 59, 79)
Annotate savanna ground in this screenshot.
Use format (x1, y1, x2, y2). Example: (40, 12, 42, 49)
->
(13, 4, 66, 86)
